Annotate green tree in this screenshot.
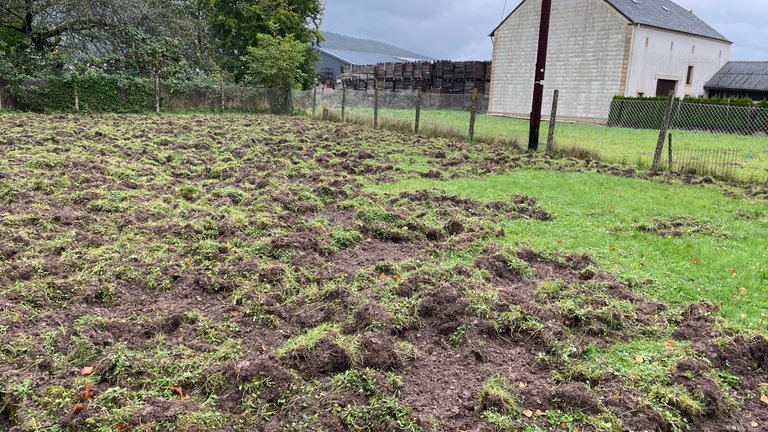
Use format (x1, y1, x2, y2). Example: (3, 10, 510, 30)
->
(207, 0, 322, 87)
(243, 34, 309, 89)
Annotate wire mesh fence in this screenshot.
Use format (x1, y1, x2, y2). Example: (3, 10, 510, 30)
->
(2, 77, 767, 183)
(306, 87, 768, 183)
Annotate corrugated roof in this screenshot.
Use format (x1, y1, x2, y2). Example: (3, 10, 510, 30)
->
(604, 0, 729, 41)
(705, 61, 768, 91)
(491, 0, 730, 42)
(318, 48, 428, 65)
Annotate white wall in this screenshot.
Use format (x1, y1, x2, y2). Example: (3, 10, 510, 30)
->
(625, 26, 731, 98)
(489, 0, 629, 120)
(489, 0, 732, 121)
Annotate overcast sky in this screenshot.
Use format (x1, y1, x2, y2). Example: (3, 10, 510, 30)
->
(321, 0, 768, 62)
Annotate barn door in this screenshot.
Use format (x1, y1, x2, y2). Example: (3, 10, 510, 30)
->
(655, 79, 677, 97)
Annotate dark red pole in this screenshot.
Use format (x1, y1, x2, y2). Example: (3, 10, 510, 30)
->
(528, 0, 552, 151)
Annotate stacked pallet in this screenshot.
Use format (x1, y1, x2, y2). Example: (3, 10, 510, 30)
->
(340, 60, 492, 95)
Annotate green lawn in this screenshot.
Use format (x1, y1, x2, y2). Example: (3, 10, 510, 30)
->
(372, 169, 768, 332)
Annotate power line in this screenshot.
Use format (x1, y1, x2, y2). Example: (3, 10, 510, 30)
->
(501, 0, 509, 23)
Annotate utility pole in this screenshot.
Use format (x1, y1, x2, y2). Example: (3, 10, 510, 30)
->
(528, 0, 552, 151)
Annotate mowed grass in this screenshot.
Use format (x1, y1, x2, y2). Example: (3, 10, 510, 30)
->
(332, 107, 768, 183)
(372, 169, 768, 332)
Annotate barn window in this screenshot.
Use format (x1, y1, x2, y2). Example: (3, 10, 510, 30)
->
(686, 66, 694, 85)
(637, 92, 645, 97)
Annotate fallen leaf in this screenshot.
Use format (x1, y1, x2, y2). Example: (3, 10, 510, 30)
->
(742, 314, 747, 319)
(522, 409, 533, 418)
(739, 287, 747, 294)
(751, 421, 759, 428)
(80, 384, 93, 402)
(535, 409, 546, 416)
(760, 393, 768, 404)
(693, 259, 701, 265)
(81, 366, 94, 376)
(395, 274, 401, 281)
(732, 269, 738, 277)
(230, 310, 238, 316)
(172, 385, 185, 399)
(366, 237, 372, 242)
(184, 258, 191, 265)
(634, 355, 644, 363)
(72, 402, 87, 414)
(379, 272, 386, 279)
(518, 382, 528, 388)
(664, 341, 675, 349)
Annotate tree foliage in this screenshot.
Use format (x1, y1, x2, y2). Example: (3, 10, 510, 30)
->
(243, 34, 310, 89)
(207, 0, 322, 86)
(0, 0, 323, 86)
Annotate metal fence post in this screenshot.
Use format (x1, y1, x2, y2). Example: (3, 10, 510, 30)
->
(468, 88, 478, 142)
(546, 89, 559, 154)
(652, 91, 675, 173)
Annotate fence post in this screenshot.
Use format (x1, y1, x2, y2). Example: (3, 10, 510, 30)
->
(468, 88, 478, 142)
(546, 89, 559, 154)
(341, 83, 347, 122)
(220, 80, 225, 113)
(155, 74, 161, 114)
(414, 89, 421, 133)
(312, 85, 317, 117)
(652, 91, 675, 173)
(74, 80, 80, 112)
(374, 87, 379, 129)
(667, 132, 673, 172)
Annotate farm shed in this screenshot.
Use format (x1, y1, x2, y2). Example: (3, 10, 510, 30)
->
(316, 48, 429, 87)
(705, 61, 768, 101)
(488, 0, 732, 122)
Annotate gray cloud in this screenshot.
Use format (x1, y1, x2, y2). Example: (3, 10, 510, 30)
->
(321, 0, 767, 61)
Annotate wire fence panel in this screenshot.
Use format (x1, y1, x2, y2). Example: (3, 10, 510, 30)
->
(3, 77, 767, 183)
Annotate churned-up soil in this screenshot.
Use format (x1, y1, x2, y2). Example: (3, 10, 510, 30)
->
(0, 113, 766, 431)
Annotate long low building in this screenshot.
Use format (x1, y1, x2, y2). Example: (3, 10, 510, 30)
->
(705, 61, 768, 101)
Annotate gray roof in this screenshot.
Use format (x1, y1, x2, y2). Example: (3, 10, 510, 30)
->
(492, 0, 729, 42)
(704, 61, 768, 91)
(604, 0, 729, 41)
(318, 48, 428, 65)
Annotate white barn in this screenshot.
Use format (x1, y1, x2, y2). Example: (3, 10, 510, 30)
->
(488, 0, 732, 122)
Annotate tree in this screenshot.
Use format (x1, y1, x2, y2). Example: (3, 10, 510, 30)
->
(207, 0, 322, 87)
(243, 34, 309, 89)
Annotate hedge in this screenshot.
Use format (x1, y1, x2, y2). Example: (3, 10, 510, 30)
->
(608, 96, 768, 133)
(11, 72, 155, 113)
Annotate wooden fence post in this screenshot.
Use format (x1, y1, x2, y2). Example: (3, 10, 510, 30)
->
(374, 87, 379, 129)
(74, 81, 80, 112)
(667, 133, 673, 172)
(341, 83, 347, 122)
(155, 74, 161, 114)
(652, 91, 675, 173)
(312, 85, 317, 117)
(546, 89, 559, 154)
(220, 80, 225, 113)
(468, 88, 478, 142)
(414, 89, 421, 133)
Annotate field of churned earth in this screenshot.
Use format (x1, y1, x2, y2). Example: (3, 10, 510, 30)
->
(1, 113, 768, 431)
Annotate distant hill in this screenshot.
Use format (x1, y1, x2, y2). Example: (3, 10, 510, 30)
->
(320, 32, 433, 60)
